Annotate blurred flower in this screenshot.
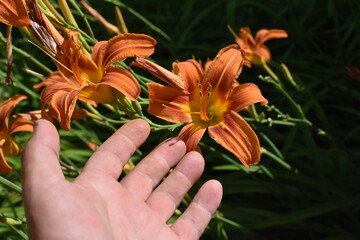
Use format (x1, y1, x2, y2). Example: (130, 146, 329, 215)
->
(0, 0, 31, 27)
(230, 27, 287, 66)
(34, 31, 156, 130)
(346, 65, 360, 82)
(133, 45, 268, 166)
(0, 95, 33, 173)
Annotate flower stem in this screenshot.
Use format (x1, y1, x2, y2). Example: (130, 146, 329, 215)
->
(0, 176, 22, 193)
(261, 59, 280, 83)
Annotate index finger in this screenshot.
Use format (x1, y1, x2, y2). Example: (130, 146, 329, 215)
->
(22, 119, 64, 194)
(82, 119, 150, 179)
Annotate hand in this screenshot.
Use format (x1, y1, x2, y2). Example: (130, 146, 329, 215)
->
(22, 119, 222, 240)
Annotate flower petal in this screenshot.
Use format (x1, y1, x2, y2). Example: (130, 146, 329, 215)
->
(8, 118, 34, 134)
(99, 66, 140, 101)
(39, 82, 77, 108)
(255, 29, 288, 44)
(228, 83, 268, 112)
(12, 110, 42, 121)
(132, 55, 185, 90)
(34, 72, 81, 94)
(0, 144, 12, 173)
(208, 111, 261, 167)
(203, 45, 244, 97)
(254, 45, 271, 63)
(58, 31, 97, 86)
(91, 40, 108, 66)
(102, 33, 156, 68)
(178, 123, 206, 152)
(0, 0, 30, 27)
(173, 59, 203, 92)
(147, 83, 191, 123)
(50, 90, 79, 130)
(0, 95, 27, 132)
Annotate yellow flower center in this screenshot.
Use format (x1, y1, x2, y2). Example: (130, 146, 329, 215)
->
(190, 80, 228, 127)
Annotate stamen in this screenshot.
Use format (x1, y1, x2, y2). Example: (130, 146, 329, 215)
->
(198, 81, 213, 122)
(28, 40, 74, 74)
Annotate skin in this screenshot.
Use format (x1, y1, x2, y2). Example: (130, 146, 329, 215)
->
(22, 119, 223, 240)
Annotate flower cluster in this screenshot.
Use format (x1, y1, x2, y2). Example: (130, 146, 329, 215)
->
(0, 0, 289, 172)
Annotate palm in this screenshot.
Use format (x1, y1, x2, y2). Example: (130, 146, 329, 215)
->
(22, 119, 222, 240)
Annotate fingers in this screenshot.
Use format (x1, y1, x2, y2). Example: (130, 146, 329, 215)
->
(22, 119, 64, 193)
(82, 119, 150, 179)
(171, 180, 223, 240)
(146, 151, 204, 222)
(120, 138, 186, 200)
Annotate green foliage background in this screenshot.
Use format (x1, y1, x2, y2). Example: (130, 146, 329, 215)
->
(0, 0, 360, 239)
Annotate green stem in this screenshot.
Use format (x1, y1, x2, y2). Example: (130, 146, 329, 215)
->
(261, 60, 280, 83)
(140, 116, 182, 131)
(275, 84, 306, 119)
(68, 0, 95, 39)
(0, 33, 53, 74)
(105, 0, 172, 42)
(0, 176, 22, 193)
(9, 225, 28, 239)
(247, 104, 259, 122)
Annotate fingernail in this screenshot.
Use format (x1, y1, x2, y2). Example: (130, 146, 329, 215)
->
(162, 137, 182, 147)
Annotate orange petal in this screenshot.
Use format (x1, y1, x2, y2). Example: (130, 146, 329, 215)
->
(228, 83, 268, 112)
(147, 83, 191, 123)
(71, 109, 88, 120)
(235, 37, 247, 52)
(50, 90, 79, 130)
(34, 72, 80, 94)
(255, 29, 288, 44)
(0, 95, 28, 132)
(12, 110, 42, 121)
(101, 33, 156, 68)
(254, 45, 271, 63)
(91, 40, 108, 66)
(178, 123, 206, 152)
(39, 82, 77, 108)
(0, 146, 12, 173)
(239, 27, 256, 47)
(8, 118, 34, 134)
(57, 31, 97, 86)
(173, 59, 203, 92)
(99, 66, 140, 101)
(132, 55, 185, 90)
(208, 111, 261, 167)
(0, 0, 30, 27)
(203, 45, 244, 96)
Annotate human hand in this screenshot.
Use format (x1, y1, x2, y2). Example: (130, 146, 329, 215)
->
(22, 119, 222, 240)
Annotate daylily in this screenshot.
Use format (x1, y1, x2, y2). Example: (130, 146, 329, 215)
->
(132, 45, 268, 166)
(34, 31, 156, 130)
(0, 0, 31, 27)
(0, 95, 33, 173)
(231, 27, 287, 66)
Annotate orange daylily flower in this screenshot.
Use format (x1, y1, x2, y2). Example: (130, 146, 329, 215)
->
(34, 31, 156, 130)
(232, 27, 287, 65)
(0, 95, 33, 173)
(0, 0, 31, 27)
(133, 45, 268, 166)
